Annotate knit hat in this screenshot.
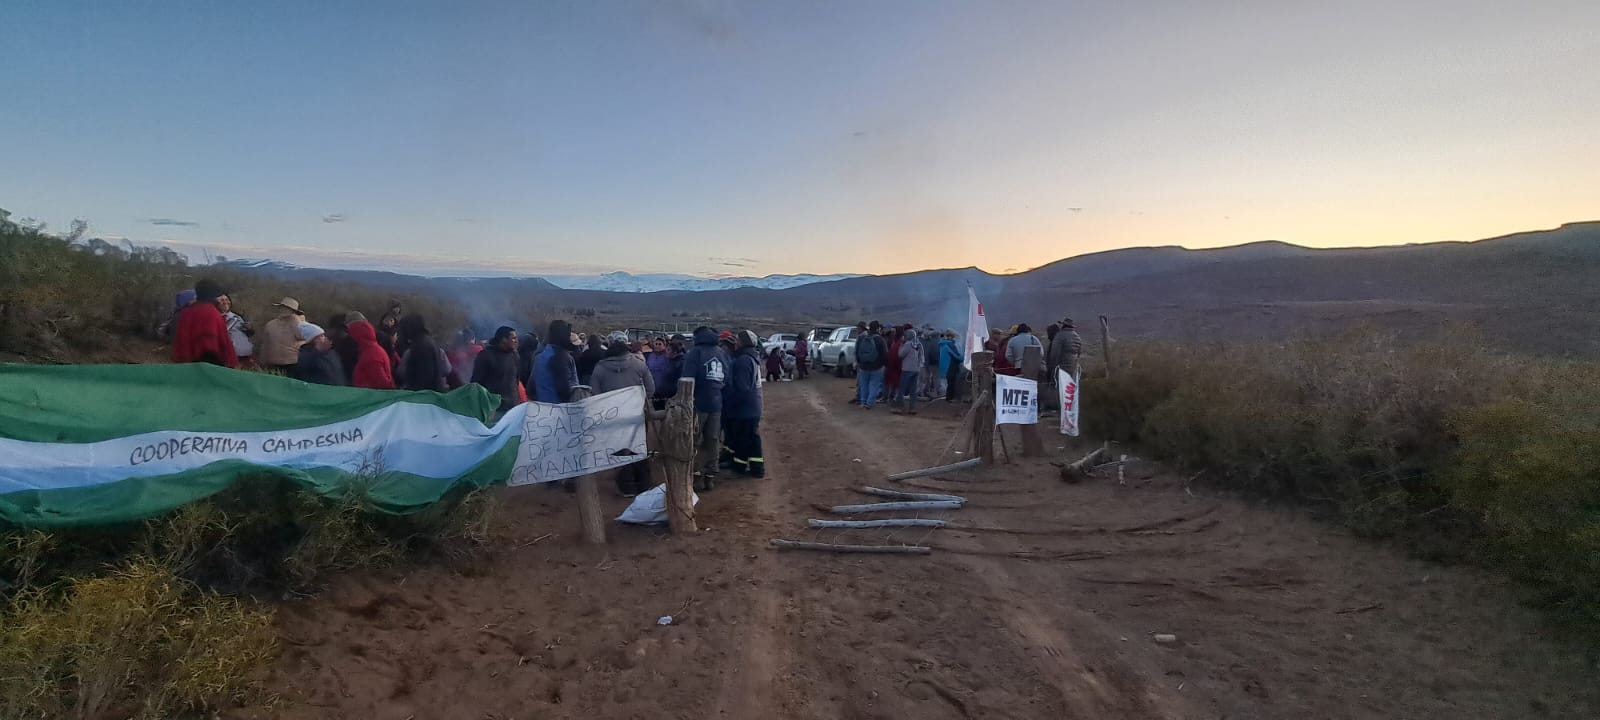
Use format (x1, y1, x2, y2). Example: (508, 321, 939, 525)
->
(175, 289, 198, 308)
(345, 311, 368, 325)
(299, 323, 325, 342)
(608, 330, 630, 346)
(737, 330, 759, 348)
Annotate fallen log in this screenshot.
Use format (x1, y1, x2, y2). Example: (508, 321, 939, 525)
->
(1058, 443, 1107, 483)
(827, 500, 964, 514)
(888, 457, 983, 482)
(769, 539, 932, 554)
(857, 486, 966, 504)
(808, 518, 948, 529)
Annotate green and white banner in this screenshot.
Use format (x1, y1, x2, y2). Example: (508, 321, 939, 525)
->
(0, 363, 520, 528)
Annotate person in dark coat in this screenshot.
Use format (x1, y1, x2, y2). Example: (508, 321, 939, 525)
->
(724, 330, 766, 478)
(472, 326, 523, 413)
(294, 323, 346, 386)
(530, 319, 580, 403)
(518, 330, 540, 399)
(765, 346, 784, 382)
(679, 327, 729, 489)
(394, 314, 450, 392)
(329, 313, 360, 384)
(576, 334, 605, 385)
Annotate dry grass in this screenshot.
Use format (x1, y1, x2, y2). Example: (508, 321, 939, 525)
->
(0, 476, 501, 717)
(0, 560, 277, 720)
(1085, 328, 1600, 634)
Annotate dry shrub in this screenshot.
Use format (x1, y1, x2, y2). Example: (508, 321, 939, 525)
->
(1091, 328, 1600, 632)
(0, 560, 277, 720)
(1445, 370, 1600, 628)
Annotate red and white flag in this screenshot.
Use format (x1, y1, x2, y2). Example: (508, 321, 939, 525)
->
(964, 286, 988, 370)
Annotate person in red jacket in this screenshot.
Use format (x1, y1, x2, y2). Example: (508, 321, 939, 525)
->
(172, 279, 239, 368)
(348, 319, 396, 390)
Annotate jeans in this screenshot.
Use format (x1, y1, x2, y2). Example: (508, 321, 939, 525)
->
(897, 371, 921, 412)
(857, 368, 885, 408)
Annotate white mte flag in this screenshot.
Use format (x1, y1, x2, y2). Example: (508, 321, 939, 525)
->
(964, 286, 988, 370)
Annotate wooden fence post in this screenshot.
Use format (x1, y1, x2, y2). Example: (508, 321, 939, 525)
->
(664, 378, 698, 533)
(971, 351, 995, 464)
(568, 386, 607, 545)
(1099, 315, 1112, 379)
(1020, 345, 1043, 457)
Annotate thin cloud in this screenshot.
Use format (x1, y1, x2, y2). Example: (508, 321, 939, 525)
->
(146, 218, 199, 227)
(322, 213, 347, 224)
(1067, 207, 1083, 213)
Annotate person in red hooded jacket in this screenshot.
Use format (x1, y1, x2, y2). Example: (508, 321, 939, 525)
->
(347, 318, 396, 390)
(172, 279, 239, 368)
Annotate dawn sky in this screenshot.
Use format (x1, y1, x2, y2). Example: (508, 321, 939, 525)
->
(2, 0, 1596, 277)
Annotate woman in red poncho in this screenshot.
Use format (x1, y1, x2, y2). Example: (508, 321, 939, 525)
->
(172, 279, 239, 368)
(884, 326, 904, 400)
(348, 319, 396, 390)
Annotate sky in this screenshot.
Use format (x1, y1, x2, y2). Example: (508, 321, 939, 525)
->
(2, 0, 1597, 277)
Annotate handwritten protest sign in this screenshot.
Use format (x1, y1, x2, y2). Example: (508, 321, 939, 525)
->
(1057, 368, 1080, 437)
(509, 386, 648, 486)
(995, 374, 1039, 425)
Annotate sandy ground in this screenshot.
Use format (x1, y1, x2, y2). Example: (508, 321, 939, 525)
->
(242, 375, 1598, 720)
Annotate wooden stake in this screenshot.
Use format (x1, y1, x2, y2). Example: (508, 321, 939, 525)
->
(769, 539, 933, 555)
(664, 377, 698, 534)
(857, 486, 966, 504)
(971, 351, 995, 464)
(937, 392, 989, 463)
(1019, 345, 1044, 457)
(828, 500, 964, 514)
(1099, 315, 1112, 379)
(888, 457, 982, 481)
(568, 386, 606, 545)
(808, 519, 948, 529)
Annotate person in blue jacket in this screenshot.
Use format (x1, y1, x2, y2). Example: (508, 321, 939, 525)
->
(939, 330, 964, 403)
(723, 330, 766, 478)
(680, 326, 729, 489)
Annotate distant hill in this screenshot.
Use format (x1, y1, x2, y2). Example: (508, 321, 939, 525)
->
(220, 223, 1600, 357)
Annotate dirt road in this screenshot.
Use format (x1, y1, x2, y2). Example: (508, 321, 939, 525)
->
(252, 377, 1597, 719)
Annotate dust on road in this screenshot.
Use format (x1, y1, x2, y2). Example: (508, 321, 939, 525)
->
(250, 377, 1598, 720)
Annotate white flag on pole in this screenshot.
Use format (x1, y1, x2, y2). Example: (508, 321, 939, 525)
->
(964, 286, 988, 370)
(1057, 368, 1080, 437)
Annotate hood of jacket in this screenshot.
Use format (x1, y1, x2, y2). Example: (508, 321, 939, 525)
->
(347, 320, 380, 348)
(692, 327, 720, 347)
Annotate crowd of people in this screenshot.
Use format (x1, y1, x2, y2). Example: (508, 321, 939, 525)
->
(844, 318, 1083, 411)
(165, 279, 774, 497)
(165, 279, 1082, 498)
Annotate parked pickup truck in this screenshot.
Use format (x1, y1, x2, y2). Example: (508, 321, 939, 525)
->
(814, 325, 863, 377)
(762, 333, 799, 355)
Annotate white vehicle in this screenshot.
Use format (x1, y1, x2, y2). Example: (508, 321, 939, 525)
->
(814, 326, 863, 377)
(762, 333, 799, 355)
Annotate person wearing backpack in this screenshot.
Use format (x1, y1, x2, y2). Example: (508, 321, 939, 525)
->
(854, 320, 889, 409)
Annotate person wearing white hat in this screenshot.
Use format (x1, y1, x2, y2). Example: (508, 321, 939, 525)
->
(258, 296, 307, 373)
(293, 321, 345, 386)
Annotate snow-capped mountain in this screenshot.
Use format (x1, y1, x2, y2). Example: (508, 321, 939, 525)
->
(218, 259, 856, 292)
(529, 271, 859, 293)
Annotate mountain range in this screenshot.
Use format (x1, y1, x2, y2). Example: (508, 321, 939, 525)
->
(219, 222, 1600, 357)
(221, 260, 857, 294)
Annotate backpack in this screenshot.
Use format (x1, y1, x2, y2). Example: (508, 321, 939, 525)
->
(856, 335, 881, 365)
